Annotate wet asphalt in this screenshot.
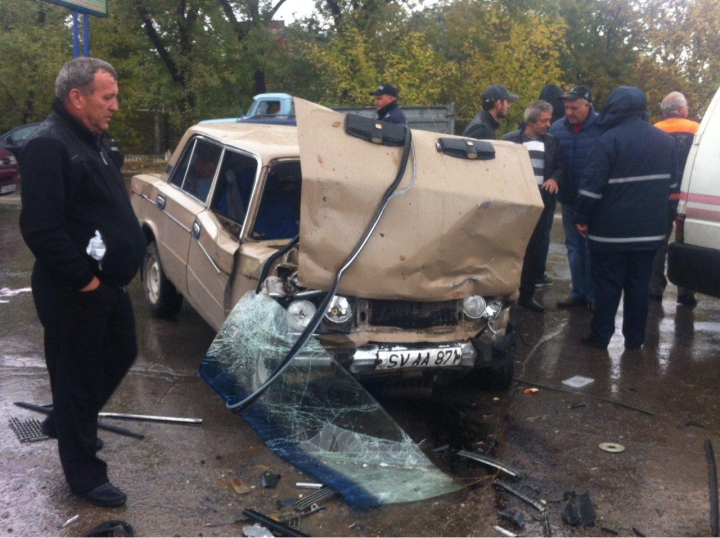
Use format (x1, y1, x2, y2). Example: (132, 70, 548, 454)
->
(1, 191, 719, 537)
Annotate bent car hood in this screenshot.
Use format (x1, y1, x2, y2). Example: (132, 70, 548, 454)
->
(295, 99, 543, 301)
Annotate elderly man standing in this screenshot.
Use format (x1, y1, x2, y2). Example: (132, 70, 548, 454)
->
(19, 57, 145, 506)
(463, 84, 519, 140)
(549, 86, 602, 309)
(502, 100, 566, 312)
(370, 83, 407, 124)
(575, 86, 678, 350)
(650, 91, 699, 306)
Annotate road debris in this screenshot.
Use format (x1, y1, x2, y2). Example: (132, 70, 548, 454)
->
(562, 376, 594, 389)
(86, 520, 134, 537)
(98, 412, 203, 424)
(599, 442, 625, 453)
(515, 380, 655, 416)
(499, 509, 525, 527)
(9, 417, 48, 443)
(294, 486, 337, 511)
(457, 450, 521, 478)
(569, 402, 589, 409)
(261, 471, 280, 488)
(242, 523, 273, 537)
(561, 491, 596, 528)
(230, 478, 252, 495)
(60, 515, 79, 529)
(431, 444, 450, 453)
(278, 503, 326, 528)
(600, 526, 619, 535)
(493, 525, 517, 537)
(523, 388, 539, 395)
(495, 479, 546, 513)
(632, 526, 646, 536)
(296, 482, 323, 489)
(242, 509, 309, 537)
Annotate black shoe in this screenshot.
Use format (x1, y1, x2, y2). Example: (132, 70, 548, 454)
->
(535, 274, 553, 288)
(557, 296, 588, 308)
(518, 297, 546, 313)
(41, 419, 104, 451)
(79, 482, 127, 507)
(677, 294, 698, 306)
(580, 333, 608, 349)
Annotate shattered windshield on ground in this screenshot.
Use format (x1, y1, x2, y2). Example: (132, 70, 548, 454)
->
(199, 292, 461, 507)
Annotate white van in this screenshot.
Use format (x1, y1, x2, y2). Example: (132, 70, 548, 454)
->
(667, 86, 720, 298)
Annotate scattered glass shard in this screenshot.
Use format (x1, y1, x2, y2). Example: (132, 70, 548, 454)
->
(199, 292, 461, 507)
(562, 375, 594, 389)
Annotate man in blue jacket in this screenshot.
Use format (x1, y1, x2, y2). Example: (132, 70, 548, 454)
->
(549, 86, 602, 309)
(575, 86, 678, 350)
(370, 83, 407, 125)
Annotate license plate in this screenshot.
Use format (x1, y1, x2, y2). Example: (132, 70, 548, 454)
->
(0, 184, 15, 194)
(376, 346, 463, 370)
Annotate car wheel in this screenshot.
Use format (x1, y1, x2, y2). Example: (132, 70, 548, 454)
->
(143, 241, 183, 318)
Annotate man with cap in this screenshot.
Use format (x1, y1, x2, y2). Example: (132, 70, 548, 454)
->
(370, 83, 407, 125)
(649, 91, 699, 306)
(463, 84, 519, 140)
(549, 85, 602, 309)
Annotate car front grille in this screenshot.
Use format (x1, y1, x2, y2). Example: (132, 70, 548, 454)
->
(366, 299, 460, 329)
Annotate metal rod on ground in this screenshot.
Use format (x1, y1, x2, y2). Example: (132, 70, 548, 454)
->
(456, 450, 521, 478)
(98, 412, 202, 424)
(242, 509, 309, 537)
(705, 439, 719, 537)
(515, 379, 655, 416)
(13, 402, 144, 440)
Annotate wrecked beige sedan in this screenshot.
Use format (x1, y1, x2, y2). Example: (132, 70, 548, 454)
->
(131, 99, 542, 389)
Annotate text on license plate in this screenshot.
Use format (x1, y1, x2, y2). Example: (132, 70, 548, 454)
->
(377, 347, 462, 370)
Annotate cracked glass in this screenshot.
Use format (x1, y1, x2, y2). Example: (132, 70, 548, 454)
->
(199, 291, 461, 507)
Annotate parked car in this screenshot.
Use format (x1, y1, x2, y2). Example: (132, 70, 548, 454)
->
(0, 148, 19, 195)
(0, 122, 40, 159)
(200, 93, 295, 125)
(668, 85, 720, 298)
(130, 99, 543, 389)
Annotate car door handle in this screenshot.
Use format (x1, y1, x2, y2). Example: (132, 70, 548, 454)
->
(156, 194, 167, 210)
(192, 221, 201, 239)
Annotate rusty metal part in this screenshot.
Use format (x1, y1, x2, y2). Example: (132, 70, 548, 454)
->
(457, 450, 521, 478)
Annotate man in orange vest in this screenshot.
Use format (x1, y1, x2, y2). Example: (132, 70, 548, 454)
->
(650, 91, 699, 306)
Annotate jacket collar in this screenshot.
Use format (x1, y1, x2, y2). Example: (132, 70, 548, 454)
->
(51, 97, 103, 147)
(481, 109, 500, 130)
(378, 99, 400, 119)
(562, 107, 598, 132)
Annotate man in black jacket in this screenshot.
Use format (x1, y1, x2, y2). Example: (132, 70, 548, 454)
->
(464, 84, 519, 140)
(19, 57, 145, 507)
(502, 100, 566, 312)
(370, 83, 407, 124)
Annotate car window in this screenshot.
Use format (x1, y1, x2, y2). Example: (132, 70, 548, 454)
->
(251, 161, 301, 240)
(210, 150, 258, 225)
(169, 138, 223, 204)
(258, 101, 281, 116)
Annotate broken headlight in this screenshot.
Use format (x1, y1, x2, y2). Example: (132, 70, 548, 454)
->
(462, 295, 487, 320)
(324, 296, 353, 324)
(287, 300, 317, 330)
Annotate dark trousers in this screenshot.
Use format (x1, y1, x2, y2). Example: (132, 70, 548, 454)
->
(538, 193, 557, 277)
(519, 189, 555, 299)
(32, 265, 137, 493)
(588, 249, 656, 347)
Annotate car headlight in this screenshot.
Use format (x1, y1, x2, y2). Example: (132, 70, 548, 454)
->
(324, 296, 353, 324)
(287, 300, 317, 330)
(462, 295, 487, 319)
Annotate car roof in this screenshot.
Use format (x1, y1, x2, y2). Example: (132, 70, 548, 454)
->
(184, 123, 299, 162)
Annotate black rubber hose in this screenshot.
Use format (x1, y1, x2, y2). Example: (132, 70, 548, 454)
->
(228, 125, 413, 412)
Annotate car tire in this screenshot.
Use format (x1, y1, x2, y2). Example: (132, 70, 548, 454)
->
(142, 241, 183, 318)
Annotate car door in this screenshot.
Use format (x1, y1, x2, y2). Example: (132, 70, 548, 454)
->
(185, 148, 259, 330)
(154, 137, 223, 295)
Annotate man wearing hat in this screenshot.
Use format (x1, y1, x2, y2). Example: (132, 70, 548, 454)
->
(463, 84, 519, 140)
(370, 83, 407, 125)
(549, 85, 602, 310)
